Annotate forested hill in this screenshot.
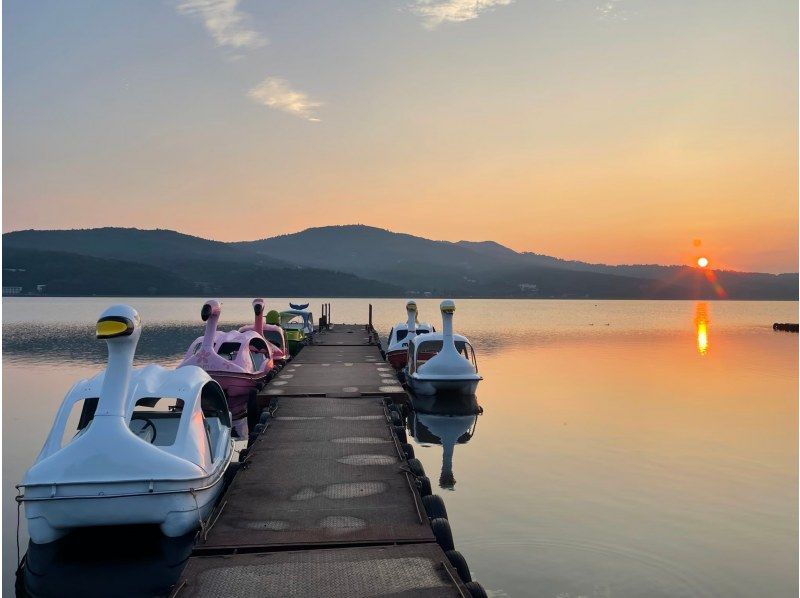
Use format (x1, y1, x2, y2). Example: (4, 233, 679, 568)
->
(3, 226, 797, 299)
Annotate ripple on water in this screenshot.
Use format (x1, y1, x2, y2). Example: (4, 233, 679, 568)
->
(456, 536, 718, 598)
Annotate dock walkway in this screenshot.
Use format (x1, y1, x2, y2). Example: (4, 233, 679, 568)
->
(171, 324, 472, 597)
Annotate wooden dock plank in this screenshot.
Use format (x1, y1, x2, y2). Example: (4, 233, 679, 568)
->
(311, 323, 375, 346)
(197, 397, 432, 552)
(171, 544, 468, 597)
(263, 362, 403, 397)
(171, 323, 475, 597)
(292, 344, 384, 364)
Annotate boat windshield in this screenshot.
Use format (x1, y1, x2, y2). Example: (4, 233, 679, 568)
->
(248, 339, 269, 370)
(217, 342, 240, 361)
(415, 340, 477, 369)
(396, 328, 430, 344)
(264, 330, 284, 349)
(130, 397, 185, 446)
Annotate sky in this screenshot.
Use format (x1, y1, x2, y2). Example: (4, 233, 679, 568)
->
(3, 0, 798, 273)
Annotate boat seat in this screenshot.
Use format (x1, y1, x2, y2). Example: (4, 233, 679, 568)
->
(129, 418, 156, 443)
(204, 417, 229, 462)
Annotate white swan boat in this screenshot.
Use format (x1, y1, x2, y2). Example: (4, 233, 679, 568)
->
(405, 300, 482, 396)
(385, 300, 433, 370)
(18, 305, 234, 544)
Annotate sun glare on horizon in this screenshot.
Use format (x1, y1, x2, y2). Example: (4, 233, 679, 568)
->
(697, 257, 709, 268)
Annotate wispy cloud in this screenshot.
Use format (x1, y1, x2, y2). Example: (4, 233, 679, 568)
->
(410, 0, 514, 28)
(248, 77, 322, 122)
(177, 0, 267, 49)
(176, 3, 321, 120)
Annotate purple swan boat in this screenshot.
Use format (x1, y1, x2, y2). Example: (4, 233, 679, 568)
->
(179, 299, 276, 433)
(239, 298, 290, 367)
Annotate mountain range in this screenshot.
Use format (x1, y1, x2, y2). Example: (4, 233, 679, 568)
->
(2, 225, 797, 299)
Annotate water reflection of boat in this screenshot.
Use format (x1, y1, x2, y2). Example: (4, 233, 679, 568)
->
(407, 394, 482, 490)
(17, 460, 241, 597)
(18, 526, 195, 598)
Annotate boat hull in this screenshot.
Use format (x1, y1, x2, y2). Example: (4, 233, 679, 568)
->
(386, 349, 408, 370)
(206, 371, 270, 419)
(407, 375, 481, 397)
(23, 473, 227, 544)
(286, 337, 305, 356)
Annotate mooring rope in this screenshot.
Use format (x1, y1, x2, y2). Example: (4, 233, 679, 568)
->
(190, 488, 206, 538)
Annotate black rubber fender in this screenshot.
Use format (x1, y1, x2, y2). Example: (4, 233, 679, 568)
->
(444, 550, 472, 583)
(465, 581, 488, 598)
(416, 475, 432, 497)
(430, 517, 454, 552)
(393, 424, 407, 443)
(422, 494, 448, 520)
(406, 458, 425, 477)
(401, 442, 415, 459)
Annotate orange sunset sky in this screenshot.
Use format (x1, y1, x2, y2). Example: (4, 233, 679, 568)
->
(3, 1, 798, 273)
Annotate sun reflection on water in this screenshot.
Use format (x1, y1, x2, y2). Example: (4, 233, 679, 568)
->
(694, 302, 709, 355)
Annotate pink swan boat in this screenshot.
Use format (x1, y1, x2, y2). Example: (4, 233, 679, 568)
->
(179, 300, 276, 426)
(239, 298, 290, 366)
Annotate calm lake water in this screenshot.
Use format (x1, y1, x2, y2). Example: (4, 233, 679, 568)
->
(3, 297, 798, 597)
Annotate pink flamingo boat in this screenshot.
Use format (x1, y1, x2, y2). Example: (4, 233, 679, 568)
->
(239, 298, 290, 367)
(179, 300, 276, 429)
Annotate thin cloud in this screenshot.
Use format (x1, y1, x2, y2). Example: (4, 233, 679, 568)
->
(177, 0, 267, 49)
(410, 0, 514, 28)
(248, 77, 322, 122)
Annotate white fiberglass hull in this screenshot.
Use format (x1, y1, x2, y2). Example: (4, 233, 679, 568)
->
(407, 374, 481, 396)
(23, 468, 228, 544)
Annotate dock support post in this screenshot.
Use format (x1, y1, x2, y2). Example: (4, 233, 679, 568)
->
(368, 303, 373, 330)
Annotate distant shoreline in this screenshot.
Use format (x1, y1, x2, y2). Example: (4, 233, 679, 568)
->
(4, 227, 797, 301)
(3, 295, 798, 302)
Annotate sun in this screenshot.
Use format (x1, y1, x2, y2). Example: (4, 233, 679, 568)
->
(697, 257, 709, 268)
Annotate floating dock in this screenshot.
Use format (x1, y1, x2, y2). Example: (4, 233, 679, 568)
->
(170, 321, 481, 597)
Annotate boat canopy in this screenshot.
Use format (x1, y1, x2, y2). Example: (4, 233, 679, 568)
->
(406, 332, 477, 375)
(279, 310, 314, 332)
(182, 299, 274, 375)
(28, 364, 231, 484)
(389, 323, 434, 347)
